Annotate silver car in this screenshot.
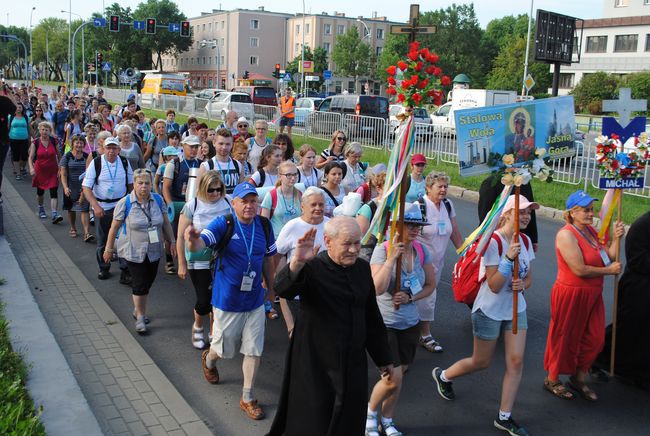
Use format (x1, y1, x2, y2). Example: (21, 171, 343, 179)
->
(205, 92, 254, 121)
(389, 104, 432, 138)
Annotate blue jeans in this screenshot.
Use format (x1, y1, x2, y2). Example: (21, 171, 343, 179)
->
(471, 309, 528, 341)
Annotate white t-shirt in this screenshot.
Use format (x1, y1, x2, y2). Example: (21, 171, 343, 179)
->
(275, 216, 329, 261)
(82, 155, 134, 210)
(180, 197, 231, 269)
(340, 161, 365, 193)
(416, 196, 455, 283)
(247, 137, 270, 170)
(472, 232, 535, 321)
(249, 169, 278, 188)
(298, 166, 322, 188)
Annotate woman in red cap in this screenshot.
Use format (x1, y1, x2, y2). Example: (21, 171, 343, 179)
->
(405, 153, 427, 202)
(543, 190, 623, 401)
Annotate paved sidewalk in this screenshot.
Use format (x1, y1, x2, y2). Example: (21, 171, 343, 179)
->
(0, 178, 211, 436)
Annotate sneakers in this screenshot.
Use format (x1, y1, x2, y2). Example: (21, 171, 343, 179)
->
(15, 174, 22, 181)
(132, 310, 150, 324)
(432, 367, 455, 400)
(201, 350, 219, 384)
(165, 261, 176, 275)
(52, 213, 63, 224)
(494, 416, 529, 436)
(192, 325, 206, 350)
(38, 207, 47, 219)
(135, 315, 147, 334)
(98, 270, 110, 280)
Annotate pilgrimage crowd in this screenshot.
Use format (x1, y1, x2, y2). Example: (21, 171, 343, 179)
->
(0, 82, 648, 436)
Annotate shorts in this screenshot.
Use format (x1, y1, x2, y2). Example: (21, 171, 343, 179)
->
(415, 289, 437, 321)
(279, 117, 295, 127)
(210, 304, 265, 359)
(386, 324, 420, 367)
(471, 309, 527, 341)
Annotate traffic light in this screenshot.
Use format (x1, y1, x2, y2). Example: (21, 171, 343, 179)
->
(109, 15, 120, 32)
(273, 63, 280, 79)
(180, 21, 190, 37)
(146, 18, 156, 34)
(243, 70, 250, 80)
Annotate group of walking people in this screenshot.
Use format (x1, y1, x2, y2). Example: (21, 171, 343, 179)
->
(1, 84, 647, 436)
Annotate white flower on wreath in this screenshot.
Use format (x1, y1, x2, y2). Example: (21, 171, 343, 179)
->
(502, 154, 515, 166)
(501, 172, 514, 186)
(596, 135, 609, 145)
(534, 148, 546, 158)
(531, 158, 546, 173)
(537, 168, 549, 182)
(513, 169, 532, 186)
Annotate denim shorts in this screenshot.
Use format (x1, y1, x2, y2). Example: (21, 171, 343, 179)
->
(471, 309, 528, 341)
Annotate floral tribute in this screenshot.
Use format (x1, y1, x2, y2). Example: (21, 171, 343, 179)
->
(488, 148, 555, 186)
(385, 41, 450, 107)
(595, 133, 649, 179)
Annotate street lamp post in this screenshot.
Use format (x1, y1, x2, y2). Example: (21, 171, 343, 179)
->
(29, 7, 35, 82)
(200, 39, 221, 90)
(62, 10, 85, 88)
(301, 0, 306, 97)
(356, 18, 371, 94)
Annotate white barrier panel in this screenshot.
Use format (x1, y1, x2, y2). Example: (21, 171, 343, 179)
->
(305, 112, 343, 142)
(342, 114, 388, 150)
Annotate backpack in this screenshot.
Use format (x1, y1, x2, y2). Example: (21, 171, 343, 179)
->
(382, 240, 425, 267)
(207, 157, 241, 175)
(419, 197, 451, 221)
(214, 214, 272, 271)
(32, 136, 57, 163)
(120, 193, 165, 236)
(268, 188, 302, 218)
(452, 232, 531, 306)
(321, 187, 340, 207)
(93, 155, 129, 192)
(359, 201, 389, 262)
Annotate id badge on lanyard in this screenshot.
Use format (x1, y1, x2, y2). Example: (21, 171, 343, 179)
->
(599, 248, 611, 266)
(241, 267, 256, 292)
(148, 227, 159, 244)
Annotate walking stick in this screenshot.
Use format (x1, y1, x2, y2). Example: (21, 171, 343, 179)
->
(512, 187, 521, 334)
(609, 190, 623, 376)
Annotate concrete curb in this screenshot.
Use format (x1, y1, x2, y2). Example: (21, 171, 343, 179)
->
(0, 236, 103, 436)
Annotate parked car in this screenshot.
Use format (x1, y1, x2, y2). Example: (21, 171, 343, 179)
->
(231, 86, 277, 106)
(295, 97, 323, 126)
(204, 92, 254, 121)
(389, 105, 432, 138)
(308, 94, 389, 143)
(196, 88, 225, 100)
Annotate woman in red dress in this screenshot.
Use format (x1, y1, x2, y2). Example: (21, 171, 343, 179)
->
(28, 121, 63, 223)
(543, 190, 623, 401)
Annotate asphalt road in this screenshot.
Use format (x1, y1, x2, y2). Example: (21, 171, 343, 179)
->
(5, 168, 649, 436)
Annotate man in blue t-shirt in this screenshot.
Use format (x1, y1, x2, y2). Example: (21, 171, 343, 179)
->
(185, 182, 276, 421)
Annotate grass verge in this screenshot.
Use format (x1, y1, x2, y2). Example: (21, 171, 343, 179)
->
(130, 105, 649, 224)
(0, 299, 46, 435)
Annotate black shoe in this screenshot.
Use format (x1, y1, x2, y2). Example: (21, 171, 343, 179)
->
(119, 270, 132, 285)
(98, 270, 110, 280)
(494, 416, 529, 436)
(432, 367, 455, 400)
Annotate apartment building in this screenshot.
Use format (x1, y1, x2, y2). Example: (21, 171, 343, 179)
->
(551, 0, 650, 94)
(286, 11, 400, 94)
(160, 7, 290, 90)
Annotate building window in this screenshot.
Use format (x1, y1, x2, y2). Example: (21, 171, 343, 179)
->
(614, 34, 638, 52)
(376, 46, 383, 56)
(323, 42, 331, 53)
(296, 24, 300, 35)
(305, 23, 310, 34)
(337, 24, 345, 35)
(202, 24, 205, 32)
(347, 81, 355, 93)
(250, 37, 259, 48)
(559, 73, 574, 88)
(220, 56, 224, 65)
(646, 34, 650, 51)
(335, 81, 342, 94)
(250, 56, 258, 65)
(615, 0, 629, 6)
(250, 19, 259, 29)
(376, 28, 384, 39)
(203, 56, 206, 65)
(221, 38, 225, 46)
(585, 36, 607, 53)
(324, 24, 332, 35)
(208, 57, 212, 65)
(209, 23, 212, 31)
(191, 58, 194, 65)
(295, 43, 300, 53)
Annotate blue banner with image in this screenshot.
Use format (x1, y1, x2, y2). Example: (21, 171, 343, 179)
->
(456, 96, 576, 177)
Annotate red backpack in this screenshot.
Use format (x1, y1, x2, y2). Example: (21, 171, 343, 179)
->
(269, 188, 302, 218)
(452, 233, 530, 305)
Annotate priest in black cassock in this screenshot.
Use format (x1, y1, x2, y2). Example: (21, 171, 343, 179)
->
(268, 216, 394, 436)
(595, 210, 650, 389)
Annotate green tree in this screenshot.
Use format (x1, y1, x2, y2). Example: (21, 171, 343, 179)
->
(0, 26, 30, 80)
(570, 71, 620, 114)
(32, 19, 70, 81)
(376, 33, 408, 83)
(486, 36, 552, 95)
(623, 71, 650, 101)
(480, 14, 530, 76)
(331, 26, 374, 92)
(133, 0, 192, 70)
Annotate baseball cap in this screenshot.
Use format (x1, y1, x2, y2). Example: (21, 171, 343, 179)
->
(233, 182, 258, 199)
(182, 135, 201, 146)
(97, 88, 104, 93)
(503, 194, 540, 213)
(104, 137, 120, 147)
(566, 190, 598, 210)
(162, 146, 178, 156)
(411, 153, 426, 165)
(128, 93, 136, 101)
(236, 116, 249, 126)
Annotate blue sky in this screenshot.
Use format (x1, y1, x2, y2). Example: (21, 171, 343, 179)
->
(10, 0, 603, 30)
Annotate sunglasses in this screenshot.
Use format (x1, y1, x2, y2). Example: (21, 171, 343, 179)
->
(336, 137, 346, 141)
(238, 124, 248, 128)
(207, 187, 223, 193)
(188, 144, 201, 148)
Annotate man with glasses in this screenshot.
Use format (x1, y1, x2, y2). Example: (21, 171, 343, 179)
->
(82, 137, 134, 281)
(186, 182, 276, 421)
(233, 116, 252, 142)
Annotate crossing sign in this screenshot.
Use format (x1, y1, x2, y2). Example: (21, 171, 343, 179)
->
(102, 62, 112, 72)
(93, 18, 106, 27)
(283, 72, 292, 82)
(133, 20, 145, 31)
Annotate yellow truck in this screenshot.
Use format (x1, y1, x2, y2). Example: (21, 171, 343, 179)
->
(140, 72, 189, 110)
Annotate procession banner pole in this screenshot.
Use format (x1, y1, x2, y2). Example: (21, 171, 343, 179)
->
(512, 186, 521, 334)
(609, 189, 623, 376)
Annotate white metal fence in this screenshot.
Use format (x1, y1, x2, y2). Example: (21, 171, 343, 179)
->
(130, 90, 649, 199)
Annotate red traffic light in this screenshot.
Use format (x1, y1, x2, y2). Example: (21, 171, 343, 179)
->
(146, 18, 156, 34)
(180, 21, 190, 37)
(109, 15, 120, 32)
(275, 63, 281, 70)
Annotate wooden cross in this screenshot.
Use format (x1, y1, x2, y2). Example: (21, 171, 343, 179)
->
(602, 87, 647, 128)
(390, 4, 436, 43)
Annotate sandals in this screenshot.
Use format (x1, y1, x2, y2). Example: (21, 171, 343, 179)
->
(192, 325, 206, 350)
(567, 376, 598, 401)
(84, 233, 96, 243)
(165, 261, 177, 275)
(544, 377, 574, 400)
(365, 414, 380, 436)
(69, 228, 78, 238)
(419, 336, 443, 353)
(379, 421, 404, 436)
(265, 301, 279, 320)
